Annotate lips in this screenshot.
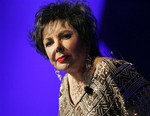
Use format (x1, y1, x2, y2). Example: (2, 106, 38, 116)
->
(57, 55, 68, 63)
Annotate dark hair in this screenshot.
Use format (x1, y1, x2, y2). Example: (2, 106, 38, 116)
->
(30, 1, 100, 59)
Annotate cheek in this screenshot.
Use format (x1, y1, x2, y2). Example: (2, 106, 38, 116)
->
(48, 53, 56, 67)
(45, 48, 54, 62)
(67, 39, 85, 56)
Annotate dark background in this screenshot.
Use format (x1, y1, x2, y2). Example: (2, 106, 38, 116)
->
(99, 1, 150, 81)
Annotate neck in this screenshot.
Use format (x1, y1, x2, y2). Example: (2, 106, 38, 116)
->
(68, 71, 85, 83)
(67, 56, 95, 84)
(67, 68, 92, 88)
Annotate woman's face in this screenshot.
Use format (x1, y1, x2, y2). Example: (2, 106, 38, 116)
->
(43, 20, 86, 74)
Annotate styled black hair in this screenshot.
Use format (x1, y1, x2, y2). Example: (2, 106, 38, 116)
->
(30, 0, 100, 59)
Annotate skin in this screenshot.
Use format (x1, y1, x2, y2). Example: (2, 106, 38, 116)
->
(43, 20, 87, 81)
(42, 20, 104, 105)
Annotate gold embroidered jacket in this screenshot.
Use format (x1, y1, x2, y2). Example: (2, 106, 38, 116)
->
(59, 58, 150, 116)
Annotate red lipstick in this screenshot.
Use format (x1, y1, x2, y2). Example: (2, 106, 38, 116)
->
(57, 55, 68, 63)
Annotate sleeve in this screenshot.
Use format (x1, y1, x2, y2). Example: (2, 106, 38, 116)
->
(126, 85, 150, 116)
(110, 60, 150, 116)
(101, 58, 150, 115)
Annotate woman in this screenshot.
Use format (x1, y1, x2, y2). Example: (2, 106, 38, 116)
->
(30, 1, 150, 115)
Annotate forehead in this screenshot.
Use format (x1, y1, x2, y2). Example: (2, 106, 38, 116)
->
(43, 20, 76, 37)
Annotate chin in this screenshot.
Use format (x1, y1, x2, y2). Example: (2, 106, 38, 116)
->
(56, 64, 70, 71)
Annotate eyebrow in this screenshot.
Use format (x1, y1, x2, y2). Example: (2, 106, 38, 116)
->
(43, 29, 73, 41)
(58, 30, 73, 37)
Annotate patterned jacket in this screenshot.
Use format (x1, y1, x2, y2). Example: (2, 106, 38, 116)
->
(59, 58, 150, 116)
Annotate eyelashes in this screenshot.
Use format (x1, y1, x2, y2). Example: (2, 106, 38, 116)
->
(45, 41, 53, 47)
(61, 33, 72, 39)
(45, 32, 73, 47)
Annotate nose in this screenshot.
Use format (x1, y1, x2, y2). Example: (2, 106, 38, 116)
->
(56, 46, 64, 53)
(55, 41, 64, 53)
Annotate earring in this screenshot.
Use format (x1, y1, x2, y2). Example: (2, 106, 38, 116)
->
(85, 55, 92, 70)
(55, 69, 62, 81)
(84, 55, 92, 88)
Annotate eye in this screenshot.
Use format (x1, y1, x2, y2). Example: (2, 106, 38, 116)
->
(62, 33, 72, 39)
(45, 40, 53, 47)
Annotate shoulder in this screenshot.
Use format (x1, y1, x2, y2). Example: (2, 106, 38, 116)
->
(93, 57, 150, 96)
(92, 57, 136, 80)
(92, 57, 150, 115)
(93, 57, 135, 75)
(94, 57, 132, 66)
